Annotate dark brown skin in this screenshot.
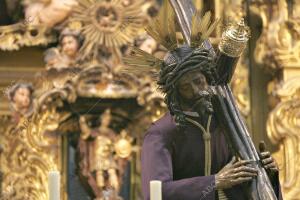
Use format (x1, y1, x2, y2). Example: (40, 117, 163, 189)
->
(177, 70, 208, 109)
(177, 70, 278, 190)
(215, 157, 257, 189)
(259, 141, 278, 173)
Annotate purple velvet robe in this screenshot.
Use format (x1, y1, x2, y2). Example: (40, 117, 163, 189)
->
(141, 112, 282, 200)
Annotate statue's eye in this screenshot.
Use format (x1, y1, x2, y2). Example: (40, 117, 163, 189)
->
(194, 79, 201, 85)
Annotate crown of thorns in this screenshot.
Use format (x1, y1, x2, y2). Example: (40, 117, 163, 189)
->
(123, 1, 219, 91)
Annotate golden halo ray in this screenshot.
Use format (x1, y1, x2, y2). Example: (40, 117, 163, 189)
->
(70, 0, 151, 61)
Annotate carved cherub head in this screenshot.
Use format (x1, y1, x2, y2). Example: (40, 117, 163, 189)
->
(44, 47, 61, 68)
(59, 28, 83, 58)
(8, 83, 34, 116)
(135, 35, 158, 54)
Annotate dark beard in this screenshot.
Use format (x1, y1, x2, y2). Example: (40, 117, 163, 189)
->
(191, 90, 214, 117)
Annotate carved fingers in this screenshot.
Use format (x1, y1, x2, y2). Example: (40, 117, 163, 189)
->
(215, 156, 258, 190)
(261, 153, 278, 172)
(259, 141, 279, 173)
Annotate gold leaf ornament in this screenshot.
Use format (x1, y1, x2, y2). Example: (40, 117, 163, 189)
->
(122, 46, 162, 75)
(145, 0, 178, 51)
(191, 11, 220, 48)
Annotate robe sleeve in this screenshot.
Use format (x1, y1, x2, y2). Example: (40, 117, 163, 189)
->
(141, 127, 216, 200)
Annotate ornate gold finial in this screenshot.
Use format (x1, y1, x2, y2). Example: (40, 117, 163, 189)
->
(218, 18, 250, 57)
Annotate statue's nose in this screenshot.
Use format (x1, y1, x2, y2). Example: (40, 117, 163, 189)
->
(191, 84, 200, 96)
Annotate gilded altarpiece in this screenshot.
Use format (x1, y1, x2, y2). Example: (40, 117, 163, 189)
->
(1, 0, 299, 199)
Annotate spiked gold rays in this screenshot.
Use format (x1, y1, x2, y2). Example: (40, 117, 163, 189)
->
(145, 0, 178, 51)
(191, 11, 220, 48)
(122, 2, 220, 77)
(70, 0, 147, 60)
(122, 46, 162, 75)
(122, 0, 176, 76)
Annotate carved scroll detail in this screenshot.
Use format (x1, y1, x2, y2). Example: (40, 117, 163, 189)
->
(267, 77, 300, 199)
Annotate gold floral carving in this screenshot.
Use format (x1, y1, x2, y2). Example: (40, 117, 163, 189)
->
(267, 77, 300, 199)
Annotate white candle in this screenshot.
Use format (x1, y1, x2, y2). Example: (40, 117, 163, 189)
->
(150, 180, 162, 200)
(48, 171, 60, 200)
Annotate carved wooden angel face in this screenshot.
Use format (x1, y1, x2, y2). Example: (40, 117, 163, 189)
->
(12, 87, 31, 110)
(61, 35, 79, 58)
(139, 38, 157, 54)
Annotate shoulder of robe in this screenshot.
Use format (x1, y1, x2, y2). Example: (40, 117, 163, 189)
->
(145, 112, 177, 141)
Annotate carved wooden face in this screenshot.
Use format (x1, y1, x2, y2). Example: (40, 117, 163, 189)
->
(61, 35, 79, 57)
(13, 87, 31, 110)
(177, 70, 208, 102)
(139, 38, 157, 54)
(177, 70, 213, 115)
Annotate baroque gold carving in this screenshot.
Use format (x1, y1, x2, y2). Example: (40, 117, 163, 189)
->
(267, 77, 300, 199)
(73, 65, 139, 98)
(252, 1, 300, 199)
(0, 23, 56, 51)
(0, 85, 74, 200)
(1, 112, 60, 200)
(272, 19, 300, 69)
(70, 0, 154, 61)
(251, 0, 289, 72)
